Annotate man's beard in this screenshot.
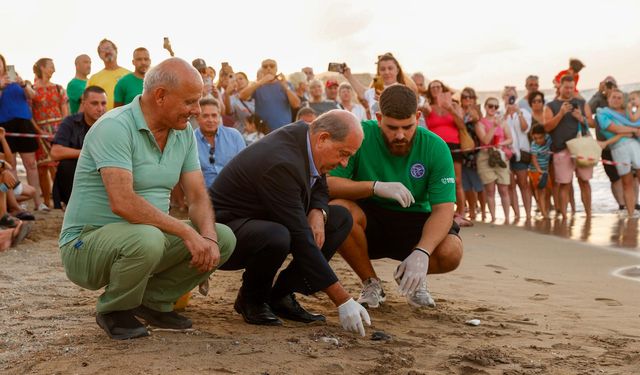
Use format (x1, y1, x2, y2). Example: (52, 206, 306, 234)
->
(383, 135, 413, 156)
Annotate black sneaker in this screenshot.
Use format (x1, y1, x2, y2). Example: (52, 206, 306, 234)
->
(133, 305, 192, 329)
(96, 310, 149, 340)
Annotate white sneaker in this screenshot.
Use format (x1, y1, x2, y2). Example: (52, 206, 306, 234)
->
(357, 278, 386, 308)
(407, 280, 436, 308)
(37, 203, 50, 212)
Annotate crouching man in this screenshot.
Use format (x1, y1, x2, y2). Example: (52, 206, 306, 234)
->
(58, 58, 236, 340)
(328, 85, 463, 309)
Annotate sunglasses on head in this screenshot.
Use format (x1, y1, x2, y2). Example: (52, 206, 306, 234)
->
(487, 104, 499, 110)
(209, 146, 215, 164)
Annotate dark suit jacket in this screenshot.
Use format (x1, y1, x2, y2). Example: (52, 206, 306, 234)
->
(210, 122, 337, 291)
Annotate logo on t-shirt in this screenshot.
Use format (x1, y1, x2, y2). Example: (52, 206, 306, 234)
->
(441, 177, 455, 184)
(410, 163, 426, 179)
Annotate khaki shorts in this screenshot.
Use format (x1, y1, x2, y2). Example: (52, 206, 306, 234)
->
(553, 148, 593, 184)
(477, 149, 510, 185)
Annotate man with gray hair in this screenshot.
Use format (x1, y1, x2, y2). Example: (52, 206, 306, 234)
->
(58, 58, 236, 340)
(210, 110, 373, 336)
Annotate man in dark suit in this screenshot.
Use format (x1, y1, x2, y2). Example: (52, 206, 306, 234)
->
(210, 110, 372, 336)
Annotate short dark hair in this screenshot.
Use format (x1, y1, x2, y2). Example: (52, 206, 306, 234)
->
(199, 98, 220, 109)
(296, 106, 316, 121)
(133, 47, 149, 55)
(82, 85, 106, 100)
(560, 75, 575, 85)
(527, 90, 545, 107)
(379, 85, 417, 119)
(531, 124, 545, 135)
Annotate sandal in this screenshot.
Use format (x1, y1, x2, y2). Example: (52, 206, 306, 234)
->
(0, 214, 18, 228)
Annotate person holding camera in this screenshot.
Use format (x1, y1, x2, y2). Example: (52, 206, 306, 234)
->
(543, 75, 595, 218)
(502, 86, 533, 220)
(238, 59, 301, 132)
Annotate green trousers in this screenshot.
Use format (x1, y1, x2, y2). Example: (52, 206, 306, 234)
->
(60, 221, 235, 313)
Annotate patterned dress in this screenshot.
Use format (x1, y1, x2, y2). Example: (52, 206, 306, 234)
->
(31, 83, 67, 166)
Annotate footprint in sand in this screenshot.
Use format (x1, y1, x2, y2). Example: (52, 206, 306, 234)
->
(595, 298, 623, 306)
(485, 264, 507, 270)
(529, 293, 549, 301)
(524, 278, 555, 286)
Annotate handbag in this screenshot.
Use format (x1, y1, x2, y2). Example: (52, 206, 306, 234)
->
(566, 122, 600, 167)
(459, 127, 476, 152)
(519, 150, 532, 164)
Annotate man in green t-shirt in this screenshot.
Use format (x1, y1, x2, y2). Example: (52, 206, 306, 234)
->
(66, 54, 91, 114)
(328, 85, 463, 309)
(114, 47, 151, 107)
(59, 58, 236, 340)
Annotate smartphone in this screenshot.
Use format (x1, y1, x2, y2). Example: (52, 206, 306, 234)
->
(327, 62, 345, 74)
(571, 100, 579, 110)
(508, 96, 516, 105)
(6, 65, 17, 82)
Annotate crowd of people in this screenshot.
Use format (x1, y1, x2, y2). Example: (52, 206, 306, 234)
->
(0, 39, 639, 339)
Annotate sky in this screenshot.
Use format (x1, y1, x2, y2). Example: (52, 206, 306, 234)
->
(2, 0, 639, 91)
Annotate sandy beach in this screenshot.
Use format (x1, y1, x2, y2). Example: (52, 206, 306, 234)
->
(1, 211, 639, 375)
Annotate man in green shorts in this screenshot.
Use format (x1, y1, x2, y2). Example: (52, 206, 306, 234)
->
(113, 47, 151, 107)
(58, 58, 236, 340)
(328, 85, 463, 309)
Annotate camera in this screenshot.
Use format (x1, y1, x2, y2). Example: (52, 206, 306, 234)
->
(328, 62, 346, 74)
(508, 96, 516, 105)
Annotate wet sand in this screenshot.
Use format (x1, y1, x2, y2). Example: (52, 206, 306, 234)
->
(1, 210, 639, 374)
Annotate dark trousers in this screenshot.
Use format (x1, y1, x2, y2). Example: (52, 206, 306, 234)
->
(219, 205, 351, 303)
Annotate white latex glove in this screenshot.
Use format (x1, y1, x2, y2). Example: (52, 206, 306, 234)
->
(393, 249, 429, 296)
(373, 181, 415, 208)
(338, 298, 371, 337)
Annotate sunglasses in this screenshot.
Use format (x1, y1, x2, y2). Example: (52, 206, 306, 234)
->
(487, 104, 499, 110)
(209, 146, 215, 164)
(461, 95, 476, 99)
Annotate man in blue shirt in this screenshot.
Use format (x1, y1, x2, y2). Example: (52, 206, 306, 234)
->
(194, 98, 245, 188)
(238, 59, 301, 132)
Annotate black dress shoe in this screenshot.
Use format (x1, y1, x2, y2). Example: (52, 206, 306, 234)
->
(96, 310, 149, 340)
(132, 305, 192, 329)
(234, 290, 282, 326)
(270, 294, 326, 324)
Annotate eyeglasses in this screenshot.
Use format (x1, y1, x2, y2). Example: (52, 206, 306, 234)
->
(487, 104, 499, 110)
(209, 146, 215, 164)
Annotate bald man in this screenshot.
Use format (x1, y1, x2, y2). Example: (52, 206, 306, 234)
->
(66, 54, 91, 114)
(211, 110, 372, 336)
(59, 58, 236, 340)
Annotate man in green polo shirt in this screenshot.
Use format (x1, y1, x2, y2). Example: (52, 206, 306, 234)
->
(113, 47, 151, 107)
(66, 54, 91, 114)
(328, 85, 463, 309)
(59, 57, 236, 340)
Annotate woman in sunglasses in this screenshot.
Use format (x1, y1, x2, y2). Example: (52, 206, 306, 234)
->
(460, 87, 486, 221)
(475, 97, 513, 223)
(423, 80, 469, 226)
